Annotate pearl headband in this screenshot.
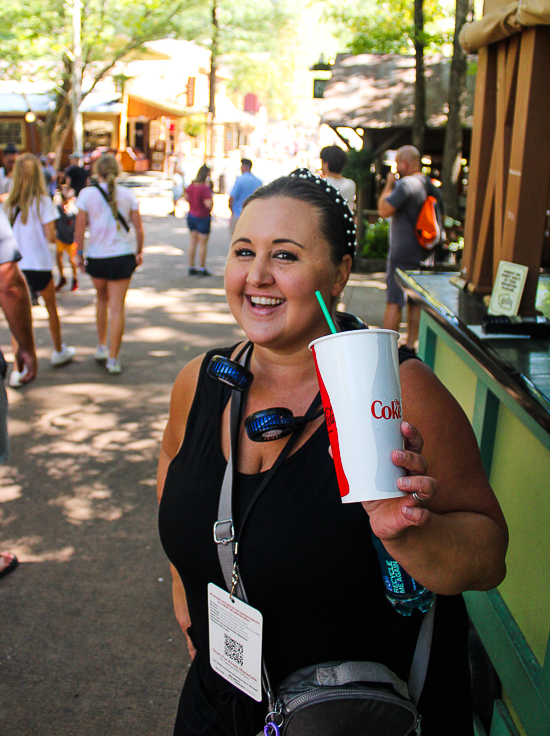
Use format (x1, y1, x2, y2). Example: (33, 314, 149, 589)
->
(289, 167, 356, 258)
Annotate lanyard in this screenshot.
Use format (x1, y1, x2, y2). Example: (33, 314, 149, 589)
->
(214, 343, 321, 706)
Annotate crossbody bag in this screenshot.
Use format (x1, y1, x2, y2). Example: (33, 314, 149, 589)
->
(92, 182, 130, 232)
(213, 343, 435, 736)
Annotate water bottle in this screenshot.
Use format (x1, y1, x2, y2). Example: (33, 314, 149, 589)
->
(371, 533, 434, 616)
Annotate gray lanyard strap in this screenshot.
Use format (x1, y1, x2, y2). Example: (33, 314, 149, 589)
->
(213, 344, 435, 708)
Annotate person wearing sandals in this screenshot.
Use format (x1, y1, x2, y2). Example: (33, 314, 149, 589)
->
(5, 154, 75, 387)
(75, 154, 144, 374)
(184, 165, 213, 276)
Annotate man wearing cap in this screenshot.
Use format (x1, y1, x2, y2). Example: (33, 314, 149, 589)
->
(64, 153, 88, 196)
(228, 159, 262, 234)
(0, 144, 18, 198)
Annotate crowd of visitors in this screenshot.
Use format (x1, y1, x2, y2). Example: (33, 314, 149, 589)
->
(0, 145, 144, 380)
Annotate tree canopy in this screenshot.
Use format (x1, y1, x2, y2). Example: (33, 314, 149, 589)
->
(321, 0, 450, 55)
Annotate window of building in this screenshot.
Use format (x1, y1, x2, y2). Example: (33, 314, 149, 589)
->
(0, 120, 24, 147)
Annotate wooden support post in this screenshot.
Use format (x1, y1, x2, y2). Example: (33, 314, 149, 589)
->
(501, 27, 550, 314)
(462, 45, 498, 289)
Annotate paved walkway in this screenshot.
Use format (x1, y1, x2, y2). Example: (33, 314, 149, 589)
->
(0, 194, 390, 735)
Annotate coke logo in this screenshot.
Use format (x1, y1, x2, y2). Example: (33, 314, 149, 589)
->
(325, 406, 335, 426)
(371, 399, 402, 420)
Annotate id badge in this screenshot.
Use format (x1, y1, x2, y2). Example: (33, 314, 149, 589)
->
(208, 583, 263, 702)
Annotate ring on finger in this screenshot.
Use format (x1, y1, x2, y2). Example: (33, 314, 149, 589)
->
(412, 491, 423, 503)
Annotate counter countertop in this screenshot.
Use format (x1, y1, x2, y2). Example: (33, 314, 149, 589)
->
(397, 270, 550, 433)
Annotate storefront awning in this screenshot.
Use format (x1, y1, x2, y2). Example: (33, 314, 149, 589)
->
(127, 94, 189, 119)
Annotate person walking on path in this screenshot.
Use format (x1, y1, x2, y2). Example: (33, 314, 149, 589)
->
(0, 202, 37, 577)
(184, 165, 213, 276)
(55, 187, 79, 292)
(0, 143, 18, 199)
(5, 154, 75, 387)
(75, 154, 144, 375)
(378, 145, 429, 356)
(320, 145, 356, 209)
(228, 158, 262, 234)
(64, 152, 89, 196)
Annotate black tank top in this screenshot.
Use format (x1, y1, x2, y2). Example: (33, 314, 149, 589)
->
(159, 346, 473, 735)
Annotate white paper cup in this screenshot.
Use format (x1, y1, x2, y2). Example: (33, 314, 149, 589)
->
(309, 329, 406, 503)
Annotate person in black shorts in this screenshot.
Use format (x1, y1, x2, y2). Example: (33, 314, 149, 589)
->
(75, 154, 143, 374)
(5, 154, 76, 384)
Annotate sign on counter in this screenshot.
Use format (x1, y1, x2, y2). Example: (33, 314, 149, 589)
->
(488, 261, 529, 316)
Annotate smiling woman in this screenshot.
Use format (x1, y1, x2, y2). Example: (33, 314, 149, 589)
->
(156, 170, 508, 736)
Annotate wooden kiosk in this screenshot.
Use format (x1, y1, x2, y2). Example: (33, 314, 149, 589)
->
(396, 2, 550, 734)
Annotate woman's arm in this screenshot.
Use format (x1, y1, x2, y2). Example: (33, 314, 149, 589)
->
(74, 210, 87, 272)
(363, 359, 508, 596)
(131, 209, 144, 266)
(157, 354, 204, 657)
(43, 221, 56, 244)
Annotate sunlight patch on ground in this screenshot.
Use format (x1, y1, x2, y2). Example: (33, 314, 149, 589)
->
(347, 278, 387, 291)
(148, 350, 173, 357)
(49, 483, 133, 525)
(125, 326, 182, 343)
(144, 244, 183, 256)
(7, 419, 30, 436)
(0, 485, 22, 502)
(50, 383, 133, 401)
(2, 536, 75, 562)
(185, 288, 227, 297)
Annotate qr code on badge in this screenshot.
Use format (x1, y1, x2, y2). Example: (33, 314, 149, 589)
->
(224, 633, 244, 666)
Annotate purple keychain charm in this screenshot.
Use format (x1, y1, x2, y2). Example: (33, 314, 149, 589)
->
(264, 723, 280, 736)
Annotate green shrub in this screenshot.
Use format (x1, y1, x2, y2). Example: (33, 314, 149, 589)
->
(361, 218, 389, 259)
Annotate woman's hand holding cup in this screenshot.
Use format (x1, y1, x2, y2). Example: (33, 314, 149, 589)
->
(361, 421, 438, 540)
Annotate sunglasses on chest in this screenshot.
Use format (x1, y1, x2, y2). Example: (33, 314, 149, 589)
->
(207, 344, 323, 442)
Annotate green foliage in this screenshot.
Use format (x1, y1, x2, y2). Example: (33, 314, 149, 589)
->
(179, 0, 290, 55)
(183, 116, 205, 138)
(343, 148, 374, 188)
(321, 0, 448, 55)
(361, 218, 389, 259)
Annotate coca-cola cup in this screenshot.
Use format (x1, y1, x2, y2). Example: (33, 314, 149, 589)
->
(309, 329, 406, 503)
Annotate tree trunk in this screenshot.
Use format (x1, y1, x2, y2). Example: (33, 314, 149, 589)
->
(412, 0, 426, 153)
(41, 55, 73, 158)
(441, 0, 471, 220)
(207, 0, 219, 160)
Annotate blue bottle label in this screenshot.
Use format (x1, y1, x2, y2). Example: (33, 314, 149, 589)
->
(382, 559, 418, 596)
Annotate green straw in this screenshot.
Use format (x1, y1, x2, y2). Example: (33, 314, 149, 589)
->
(315, 290, 337, 334)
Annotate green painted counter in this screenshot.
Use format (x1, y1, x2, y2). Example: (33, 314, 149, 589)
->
(397, 271, 550, 736)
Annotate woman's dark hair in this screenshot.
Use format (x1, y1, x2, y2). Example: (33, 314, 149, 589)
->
(243, 172, 355, 264)
(195, 164, 210, 183)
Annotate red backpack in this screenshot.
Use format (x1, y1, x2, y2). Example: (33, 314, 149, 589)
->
(414, 177, 444, 251)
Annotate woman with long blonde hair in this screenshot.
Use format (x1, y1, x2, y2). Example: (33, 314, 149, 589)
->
(5, 154, 75, 386)
(75, 154, 143, 374)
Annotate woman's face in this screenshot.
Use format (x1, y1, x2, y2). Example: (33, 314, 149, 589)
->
(225, 196, 351, 352)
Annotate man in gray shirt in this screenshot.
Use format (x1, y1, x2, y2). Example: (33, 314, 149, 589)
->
(378, 146, 427, 354)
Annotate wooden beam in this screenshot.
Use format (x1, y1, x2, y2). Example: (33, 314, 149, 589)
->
(501, 27, 550, 313)
(462, 45, 498, 287)
(493, 36, 519, 268)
